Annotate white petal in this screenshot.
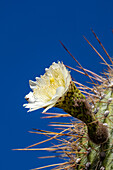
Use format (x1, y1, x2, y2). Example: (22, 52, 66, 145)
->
(42, 103, 55, 113)
(23, 101, 44, 108)
(29, 80, 37, 90)
(25, 92, 35, 103)
(51, 86, 65, 100)
(35, 77, 41, 81)
(42, 87, 65, 113)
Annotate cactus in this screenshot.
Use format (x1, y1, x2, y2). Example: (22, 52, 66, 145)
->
(16, 30, 113, 170)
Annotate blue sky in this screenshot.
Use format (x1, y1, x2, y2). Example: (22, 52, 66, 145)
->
(1, 0, 113, 170)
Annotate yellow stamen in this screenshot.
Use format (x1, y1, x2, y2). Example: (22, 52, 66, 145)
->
(50, 77, 55, 84)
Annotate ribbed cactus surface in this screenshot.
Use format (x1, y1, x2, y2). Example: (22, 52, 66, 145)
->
(76, 80, 113, 170)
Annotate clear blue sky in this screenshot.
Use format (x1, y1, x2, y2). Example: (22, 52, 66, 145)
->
(1, 0, 113, 170)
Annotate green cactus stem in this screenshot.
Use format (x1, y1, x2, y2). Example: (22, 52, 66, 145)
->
(55, 81, 109, 145)
(76, 85, 113, 170)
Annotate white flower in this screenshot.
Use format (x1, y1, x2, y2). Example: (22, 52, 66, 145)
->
(23, 62, 71, 113)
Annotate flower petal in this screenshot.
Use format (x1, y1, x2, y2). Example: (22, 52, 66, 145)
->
(29, 80, 38, 90)
(25, 92, 35, 103)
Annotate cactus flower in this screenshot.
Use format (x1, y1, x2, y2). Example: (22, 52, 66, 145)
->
(23, 62, 71, 112)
